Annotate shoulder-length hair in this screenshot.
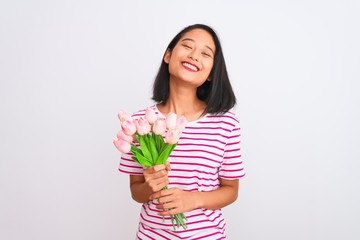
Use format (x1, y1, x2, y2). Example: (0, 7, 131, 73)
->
(152, 24, 236, 115)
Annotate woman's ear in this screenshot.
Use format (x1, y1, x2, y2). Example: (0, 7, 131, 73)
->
(164, 49, 171, 63)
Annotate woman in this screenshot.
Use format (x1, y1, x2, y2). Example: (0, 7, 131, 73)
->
(119, 24, 245, 239)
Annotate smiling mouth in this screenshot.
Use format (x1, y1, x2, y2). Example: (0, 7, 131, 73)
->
(182, 62, 199, 72)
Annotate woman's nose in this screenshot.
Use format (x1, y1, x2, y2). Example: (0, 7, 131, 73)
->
(188, 51, 199, 62)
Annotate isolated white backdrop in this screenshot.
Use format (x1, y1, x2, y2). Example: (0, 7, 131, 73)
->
(1, 0, 359, 239)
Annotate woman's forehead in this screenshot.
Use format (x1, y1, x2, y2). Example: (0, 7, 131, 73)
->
(179, 29, 216, 51)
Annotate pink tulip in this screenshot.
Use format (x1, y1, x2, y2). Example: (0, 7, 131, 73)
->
(176, 115, 188, 132)
(113, 139, 131, 153)
(117, 130, 133, 143)
(166, 112, 177, 130)
(118, 111, 132, 122)
(135, 117, 151, 135)
(165, 128, 181, 144)
(145, 107, 157, 124)
(152, 118, 166, 135)
(121, 119, 136, 136)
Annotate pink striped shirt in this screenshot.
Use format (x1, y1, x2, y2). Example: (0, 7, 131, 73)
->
(119, 105, 245, 239)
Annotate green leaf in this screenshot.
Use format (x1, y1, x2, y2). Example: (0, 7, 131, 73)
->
(153, 133, 159, 152)
(130, 146, 143, 165)
(156, 144, 176, 165)
(131, 156, 140, 164)
(148, 135, 159, 162)
(130, 145, 142, 156)
(157, 134, 165, 151)
(135, 151, 152, 167)
(139, 135, 152, 162)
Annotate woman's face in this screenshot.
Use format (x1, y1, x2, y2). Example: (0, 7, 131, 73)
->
(164, 28, 216, 87)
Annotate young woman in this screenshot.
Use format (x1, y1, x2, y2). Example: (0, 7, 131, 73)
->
(119, 24, 245, 239)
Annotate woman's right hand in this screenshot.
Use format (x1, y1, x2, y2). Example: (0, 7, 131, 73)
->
(129, 162, 171, 203)
(143, 163, 171, 193)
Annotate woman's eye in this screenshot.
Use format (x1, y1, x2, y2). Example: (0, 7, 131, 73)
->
(183, 44, 192, 49)
(202, 52, 211, 57)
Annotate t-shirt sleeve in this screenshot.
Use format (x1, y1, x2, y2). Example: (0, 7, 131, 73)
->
(118, 151, 144, 175)
(219, 120, 246, 179)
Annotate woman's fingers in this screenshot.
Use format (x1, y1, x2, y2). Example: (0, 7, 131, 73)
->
(165, 162, 171, 171)
(158, 208, 179, 216)
(156, 195, 173, 205)
(144, 169, 167, 181)
(150, 179, 169, 192)
(144, 165, 168, 181)
(142, 164, 174, 197)
(151, 188, 197, 216)
(149, 188, 173, 200)
(144, 164, 166, 175)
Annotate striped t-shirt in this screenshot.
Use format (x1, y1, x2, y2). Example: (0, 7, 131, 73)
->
(119, 105, 245, 239)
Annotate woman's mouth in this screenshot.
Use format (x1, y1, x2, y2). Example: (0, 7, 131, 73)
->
(182, 62, 199, 72)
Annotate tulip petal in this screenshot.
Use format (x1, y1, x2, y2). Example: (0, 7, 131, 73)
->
(118, 111, 132, 122)
(113, 139, 131, 153)
(153, 118, 166, 135)
(122, 120, 136, 136)
(176, 116, 188, 132)
(166, 112, 177, 130)
(145, 107, 157, 124)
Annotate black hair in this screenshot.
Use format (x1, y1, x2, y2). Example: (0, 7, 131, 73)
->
(152, 24, 236, 114)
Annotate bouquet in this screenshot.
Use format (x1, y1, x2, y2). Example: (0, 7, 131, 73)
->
(113, 107, 188, 230)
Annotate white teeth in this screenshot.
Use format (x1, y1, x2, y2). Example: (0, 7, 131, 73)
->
(182, 62, 198, 71)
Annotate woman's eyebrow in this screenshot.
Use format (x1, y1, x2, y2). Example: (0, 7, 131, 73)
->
(181, 38, 215, 55)
(181, 38, 195, 43)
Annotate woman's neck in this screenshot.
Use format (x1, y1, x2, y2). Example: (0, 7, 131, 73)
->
(157, 81, 206, 122)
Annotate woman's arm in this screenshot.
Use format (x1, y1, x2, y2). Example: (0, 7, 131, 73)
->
(198, 178, 239, 209)
(149, 178, 239, 216)
(130, 164, 170, 203)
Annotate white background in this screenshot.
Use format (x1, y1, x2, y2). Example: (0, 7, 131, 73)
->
(1, 0, 359, 239)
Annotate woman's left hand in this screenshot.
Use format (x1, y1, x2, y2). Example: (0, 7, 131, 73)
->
(149, 188, 199, 216)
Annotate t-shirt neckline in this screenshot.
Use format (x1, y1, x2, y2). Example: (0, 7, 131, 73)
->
(154, 104, 209, 125)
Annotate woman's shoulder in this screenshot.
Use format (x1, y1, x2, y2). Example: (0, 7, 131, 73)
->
(195, 110, 240, 131)
(206, 110, 240, 124)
